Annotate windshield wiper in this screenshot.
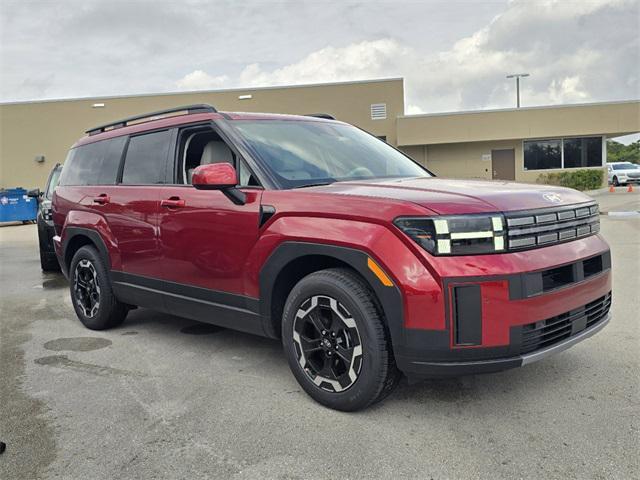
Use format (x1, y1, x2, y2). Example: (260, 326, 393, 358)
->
(292, 181, 335, 189)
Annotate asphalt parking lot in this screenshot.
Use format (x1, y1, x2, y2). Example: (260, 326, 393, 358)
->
(1, 190, 638, 480)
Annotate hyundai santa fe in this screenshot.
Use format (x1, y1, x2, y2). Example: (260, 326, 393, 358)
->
(52, 104, 611, 411)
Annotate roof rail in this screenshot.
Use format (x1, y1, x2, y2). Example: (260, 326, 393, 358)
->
(86, 104, 217, 135)
(305, 113, 336, 120)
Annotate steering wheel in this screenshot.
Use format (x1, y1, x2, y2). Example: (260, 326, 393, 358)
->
(346, 166, 374, 178)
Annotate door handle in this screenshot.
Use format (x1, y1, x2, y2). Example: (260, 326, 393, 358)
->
(93, 194, 110, 204)
(161, 197, 186, 208)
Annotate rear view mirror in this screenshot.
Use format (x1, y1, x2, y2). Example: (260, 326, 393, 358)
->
(192, 163, 246, 205)
(27, 188, 41, 198)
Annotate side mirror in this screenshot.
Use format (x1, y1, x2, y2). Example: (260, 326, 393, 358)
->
(27, 188, 41, 198)
(192, 163, 246, 205)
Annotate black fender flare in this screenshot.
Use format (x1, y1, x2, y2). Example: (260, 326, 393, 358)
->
(62, 227, 112, 278)
(259, 241, 405, 349)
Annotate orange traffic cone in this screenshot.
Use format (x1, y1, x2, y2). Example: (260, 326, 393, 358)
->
(609, 184, 615, 192)
(628, 184, 634, 193)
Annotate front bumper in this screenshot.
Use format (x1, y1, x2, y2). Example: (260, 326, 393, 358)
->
(393, 232, 612, 378)
(400, 312, 610, 378)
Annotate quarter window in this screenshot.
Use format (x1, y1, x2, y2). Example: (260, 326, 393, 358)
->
(58, 136, 127, 186)
(121, 130, 172, 185)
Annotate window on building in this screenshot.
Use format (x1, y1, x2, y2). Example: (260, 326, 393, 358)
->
(524, 136, 604, 171)
(563, 137, 602, 168)
(524, 139, 561, 170)
(121, 130, 172, 184)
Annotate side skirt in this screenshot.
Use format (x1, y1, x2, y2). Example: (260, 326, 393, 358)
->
(110, 271, 265, 336)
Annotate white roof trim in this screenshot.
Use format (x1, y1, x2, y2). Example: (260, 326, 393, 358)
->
(399, 99, 640, 119)
(0, 77, 404, 106)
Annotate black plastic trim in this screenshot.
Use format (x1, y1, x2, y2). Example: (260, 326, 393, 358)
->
(86, 104, 217, 135)
(304, 113, 336, 120)
(259, 205, 276, 228)
(110, 271, 264, 336)
(259, 242, 404, 347)
(453, 285, 482, 345)
(60, 227, 112, 279)
(508, 251, 611, 300)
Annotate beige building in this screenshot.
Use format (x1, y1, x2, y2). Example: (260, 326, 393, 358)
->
(397, 101, 640, 183)
(0, 78, 638, 189)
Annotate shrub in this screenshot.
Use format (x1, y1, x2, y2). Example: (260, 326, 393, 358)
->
(536, 169, 604, 191)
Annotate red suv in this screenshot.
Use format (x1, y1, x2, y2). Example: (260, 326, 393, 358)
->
(53, 104, 611, 411)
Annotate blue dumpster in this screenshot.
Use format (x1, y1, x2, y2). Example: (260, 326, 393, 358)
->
(0, 188, 38, 223)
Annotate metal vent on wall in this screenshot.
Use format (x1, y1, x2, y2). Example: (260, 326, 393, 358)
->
(370, 103, 387, 120)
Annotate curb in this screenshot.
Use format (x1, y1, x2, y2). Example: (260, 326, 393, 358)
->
(600, 211, 640, 218)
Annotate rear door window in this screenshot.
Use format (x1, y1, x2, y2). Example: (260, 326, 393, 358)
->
(121, 130, 173, 185)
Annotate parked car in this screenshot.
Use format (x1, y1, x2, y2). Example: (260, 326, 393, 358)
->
(28, 163, 62, 271)
(607, 161, 640, 186)
(52, 105, 612, 411)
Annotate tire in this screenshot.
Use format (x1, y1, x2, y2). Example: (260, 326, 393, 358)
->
(69, 245, 128, 330)
(40, 250, 60, 272)
(613, 176, 620, 187)
(282, 268, 401, 411)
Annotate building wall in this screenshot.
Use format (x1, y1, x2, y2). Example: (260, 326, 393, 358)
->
(0, 79, 404, 189)
(397, 100, 640, 146)
(401, 139, 607, 185)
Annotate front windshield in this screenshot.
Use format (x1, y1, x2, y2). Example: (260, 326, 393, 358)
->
(612, 163, 638, 170)
(231, 120, 431, 188)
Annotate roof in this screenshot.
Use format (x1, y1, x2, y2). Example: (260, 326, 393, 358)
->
(0, 77, 403, 106)
(74, 109, 339, 147)
(397, 99, 640, 146)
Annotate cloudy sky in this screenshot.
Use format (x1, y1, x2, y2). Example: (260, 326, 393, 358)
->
(1, 0, 639, 116)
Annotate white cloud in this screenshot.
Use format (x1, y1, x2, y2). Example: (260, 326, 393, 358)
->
(182, 0, 638, 113)
(2, 0, 638, 113)
(175, 70, 229, 91)
(237, 39, 406, 87)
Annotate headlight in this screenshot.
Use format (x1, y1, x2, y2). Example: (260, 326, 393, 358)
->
(394, 215, 505, 255)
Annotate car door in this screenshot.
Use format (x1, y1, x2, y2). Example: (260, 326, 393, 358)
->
(97, 129, 175, 280)
(157, 124, 263, 332)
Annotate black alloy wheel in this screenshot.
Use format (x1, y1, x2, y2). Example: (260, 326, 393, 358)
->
(292, 295, 363, 393)
(69, 245, 128, 330)
(282, 268, 401, 411)
(73, 259, 101, 318)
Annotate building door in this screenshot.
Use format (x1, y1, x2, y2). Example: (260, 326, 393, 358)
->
(491, 149, 515, 180)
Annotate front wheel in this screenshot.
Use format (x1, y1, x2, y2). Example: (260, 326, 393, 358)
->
(282, 268, 400, 411)
(613, 176, 620, 186)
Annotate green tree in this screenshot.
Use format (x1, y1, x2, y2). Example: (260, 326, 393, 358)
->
(607, 139, 640, 164)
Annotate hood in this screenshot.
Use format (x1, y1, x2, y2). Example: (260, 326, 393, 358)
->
(318, 177, 593, 215)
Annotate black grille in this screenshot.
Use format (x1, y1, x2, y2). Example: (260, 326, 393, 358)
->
(505, 202, 599, 251)
(520, 292, 611, 354)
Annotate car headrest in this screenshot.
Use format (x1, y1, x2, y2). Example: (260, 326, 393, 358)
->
(201, 141, 233, 165)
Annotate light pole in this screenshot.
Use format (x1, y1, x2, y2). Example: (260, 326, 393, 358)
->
(506, 73, 529, 108)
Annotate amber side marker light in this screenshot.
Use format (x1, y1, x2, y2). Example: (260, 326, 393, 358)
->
(367, 258, 394, 287)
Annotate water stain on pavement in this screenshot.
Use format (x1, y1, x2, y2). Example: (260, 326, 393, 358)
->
(34, 355, 143, 377)
(44, 337, 112, 352)
(180, 323, 222, 335)
(121, 331, 139, 336)
(42, 276, 68, 289)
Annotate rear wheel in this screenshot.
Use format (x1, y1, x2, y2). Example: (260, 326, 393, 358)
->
(282, 268, 400, 411)
(69, 245, 127, 330)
